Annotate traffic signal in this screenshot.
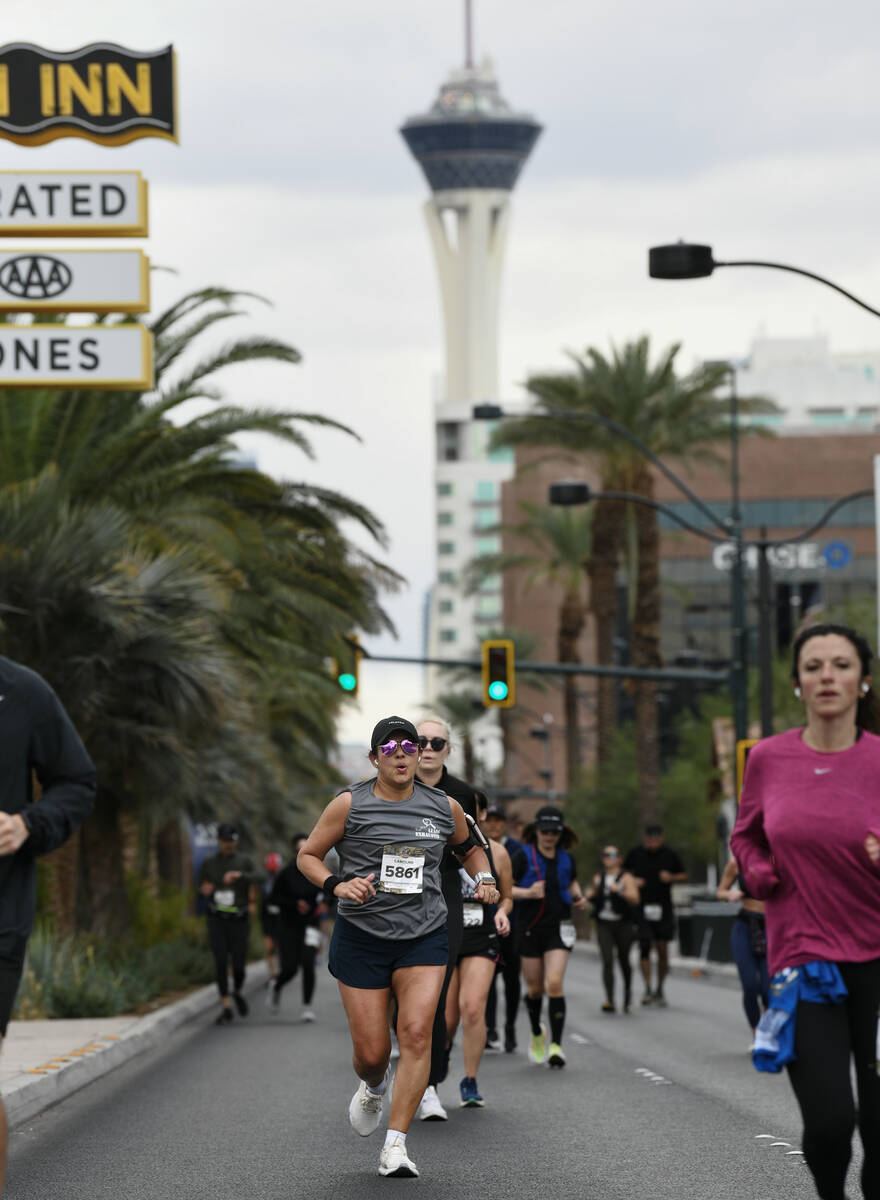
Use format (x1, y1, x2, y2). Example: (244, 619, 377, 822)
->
(481, 638, 516, 708)
(735, 738, 759, 801)
(333, 636, 362, 696)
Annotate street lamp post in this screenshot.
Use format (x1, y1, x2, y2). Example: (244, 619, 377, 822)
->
(648, 243, 880, 321)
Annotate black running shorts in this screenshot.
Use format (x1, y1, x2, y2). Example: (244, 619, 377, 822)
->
(518, 920, 573, 958)
(459, 926, 500, 963)
(638, 915, 676, 955)
(329, 916, 448, 989)
(0, 932, 28, 1037)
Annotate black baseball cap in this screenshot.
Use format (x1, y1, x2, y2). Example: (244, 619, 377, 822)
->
(534, 805, 565, 832)
(370, 715, 419, 752)
(217, 821, 239, 841)
(485, 803, 507, 819)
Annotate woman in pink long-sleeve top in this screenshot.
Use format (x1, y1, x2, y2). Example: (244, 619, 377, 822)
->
(731, 622, 880, 1200)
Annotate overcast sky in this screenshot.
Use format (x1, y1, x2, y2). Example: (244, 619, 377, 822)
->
(5, 0, 880, 747)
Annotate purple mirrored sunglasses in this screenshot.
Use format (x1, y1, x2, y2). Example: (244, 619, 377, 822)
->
(378, 738, 419, 757)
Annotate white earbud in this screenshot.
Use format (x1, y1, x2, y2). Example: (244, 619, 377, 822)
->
(862, 682, 870, 695)
(793, 686, 802, 699)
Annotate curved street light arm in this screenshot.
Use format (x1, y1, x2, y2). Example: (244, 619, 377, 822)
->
(716, 260, 880, 322)
(537, 408, 731, 535)
(597, 490, 726, 543)
(756, 488, 874, 548)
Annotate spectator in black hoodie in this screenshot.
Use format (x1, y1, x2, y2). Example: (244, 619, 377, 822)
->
(0, 656, 96, 1196)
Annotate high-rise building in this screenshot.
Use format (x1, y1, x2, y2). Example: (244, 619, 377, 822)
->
(400, 20, 541, 682)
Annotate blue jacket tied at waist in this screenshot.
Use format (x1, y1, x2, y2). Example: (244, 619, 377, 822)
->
(752, 961, 847, 1074)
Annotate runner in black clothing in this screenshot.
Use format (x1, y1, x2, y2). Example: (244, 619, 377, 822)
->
(623, 824, 688, 1007)
(267, 833, 324, 1020)
(197, 822, 261, 1025)
(482, 802, 522, 1052)
(260, 851, 283, 985)
(0, 656, 96, 1197)
(413, 716, 481, 1121)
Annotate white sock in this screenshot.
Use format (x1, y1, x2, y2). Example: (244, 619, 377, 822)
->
(384, 1129, 406, 1148)
(366, 1075, 388, 1097)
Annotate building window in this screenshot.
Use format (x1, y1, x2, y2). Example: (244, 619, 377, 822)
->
(808, 408, 846, 424)
(438, 422, 461, 462)
(477, 573, 502, 592)
(437, 481, 454, 497)
(486, 422, 514, 464)
(475, 480, 499, 502)
(438, 541, 455, 556)
(438, 570, 457, 585)
(439, 629, 458, 643)
(474, 508, 498, 530)
(438, 511, 454, 526)
(476, 596, 501, 618)
(855, 408, 877, 423)
(439, 599, 455, 614)
(475, 536, 500, 556)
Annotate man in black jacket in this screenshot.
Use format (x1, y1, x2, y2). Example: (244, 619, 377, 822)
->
(0, 656, 96, 1196)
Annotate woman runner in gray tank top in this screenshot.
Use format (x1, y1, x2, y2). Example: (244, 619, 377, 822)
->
(297, 715, 499, 1180)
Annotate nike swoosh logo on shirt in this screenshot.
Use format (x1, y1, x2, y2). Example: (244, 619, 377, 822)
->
(814, 767, 832, 775)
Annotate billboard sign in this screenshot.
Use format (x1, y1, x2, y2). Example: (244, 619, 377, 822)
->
(0, 42, 177, 146)
(0, 324, 153, 389)
(0, 249, 149, 313)
(0, 172, 148, 237)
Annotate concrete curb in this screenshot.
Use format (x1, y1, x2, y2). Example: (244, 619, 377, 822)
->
(575, 939, 740, 985)
(2, 962, 269, 1130)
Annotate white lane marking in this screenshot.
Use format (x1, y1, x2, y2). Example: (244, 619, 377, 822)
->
(770, 1141, 791, 1147)
(755, 1134, 777, 1140)
(571, 1034, 591, 1045)
(634, 1067, 672, 1085)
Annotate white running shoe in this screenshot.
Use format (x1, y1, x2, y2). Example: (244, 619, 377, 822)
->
(301, 1007, 315, 1022)
(417, 1085, 448, 1121)
(379, 1137, 419, 1178)
(349, 1066, 390, 1137)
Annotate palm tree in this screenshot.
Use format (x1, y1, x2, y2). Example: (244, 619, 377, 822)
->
(465, 501, 593, 788)
(493, 336, 775, 822)
(0, 290, 402, 931)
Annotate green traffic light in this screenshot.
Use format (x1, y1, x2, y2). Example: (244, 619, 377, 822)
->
(488, 681, 509, 701)
(338, 672, 357, 692)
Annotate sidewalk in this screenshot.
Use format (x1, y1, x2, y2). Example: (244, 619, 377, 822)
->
(1, 962, 269, 1130)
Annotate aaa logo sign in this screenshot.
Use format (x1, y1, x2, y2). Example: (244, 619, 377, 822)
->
(0, 249, 149, 313)
(0, 254, 71, 299)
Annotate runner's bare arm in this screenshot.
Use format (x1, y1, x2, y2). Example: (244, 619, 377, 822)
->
(491, 839, 514, 918)
(297, 793, 354, 891)
(446, 797, 498, 903)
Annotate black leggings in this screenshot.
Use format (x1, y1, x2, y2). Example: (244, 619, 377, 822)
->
(275, 921, 317, 1004)
(786, 957, 880, 1200)
(596, 920, 635, 1007)
(485, 935, 521, 1035)
(207, 915, 249, 998)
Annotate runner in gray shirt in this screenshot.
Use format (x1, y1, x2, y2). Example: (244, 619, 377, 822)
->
(297, 715, 498, 1180)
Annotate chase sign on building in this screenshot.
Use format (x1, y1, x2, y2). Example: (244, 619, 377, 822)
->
(0, 43, 176, 146)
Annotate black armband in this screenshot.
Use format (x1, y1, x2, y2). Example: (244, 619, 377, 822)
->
(450, 833, 476, 860)
(464, 812, 490, 853)
(322, 874, 342, 896)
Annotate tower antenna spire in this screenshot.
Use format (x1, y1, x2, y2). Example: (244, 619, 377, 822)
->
(464, 0, 474, 68)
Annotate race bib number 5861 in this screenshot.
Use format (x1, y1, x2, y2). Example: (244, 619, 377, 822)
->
(378, 845, 425, 894)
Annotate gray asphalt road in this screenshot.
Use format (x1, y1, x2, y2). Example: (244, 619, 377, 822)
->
(7, 948, 855, 1199)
